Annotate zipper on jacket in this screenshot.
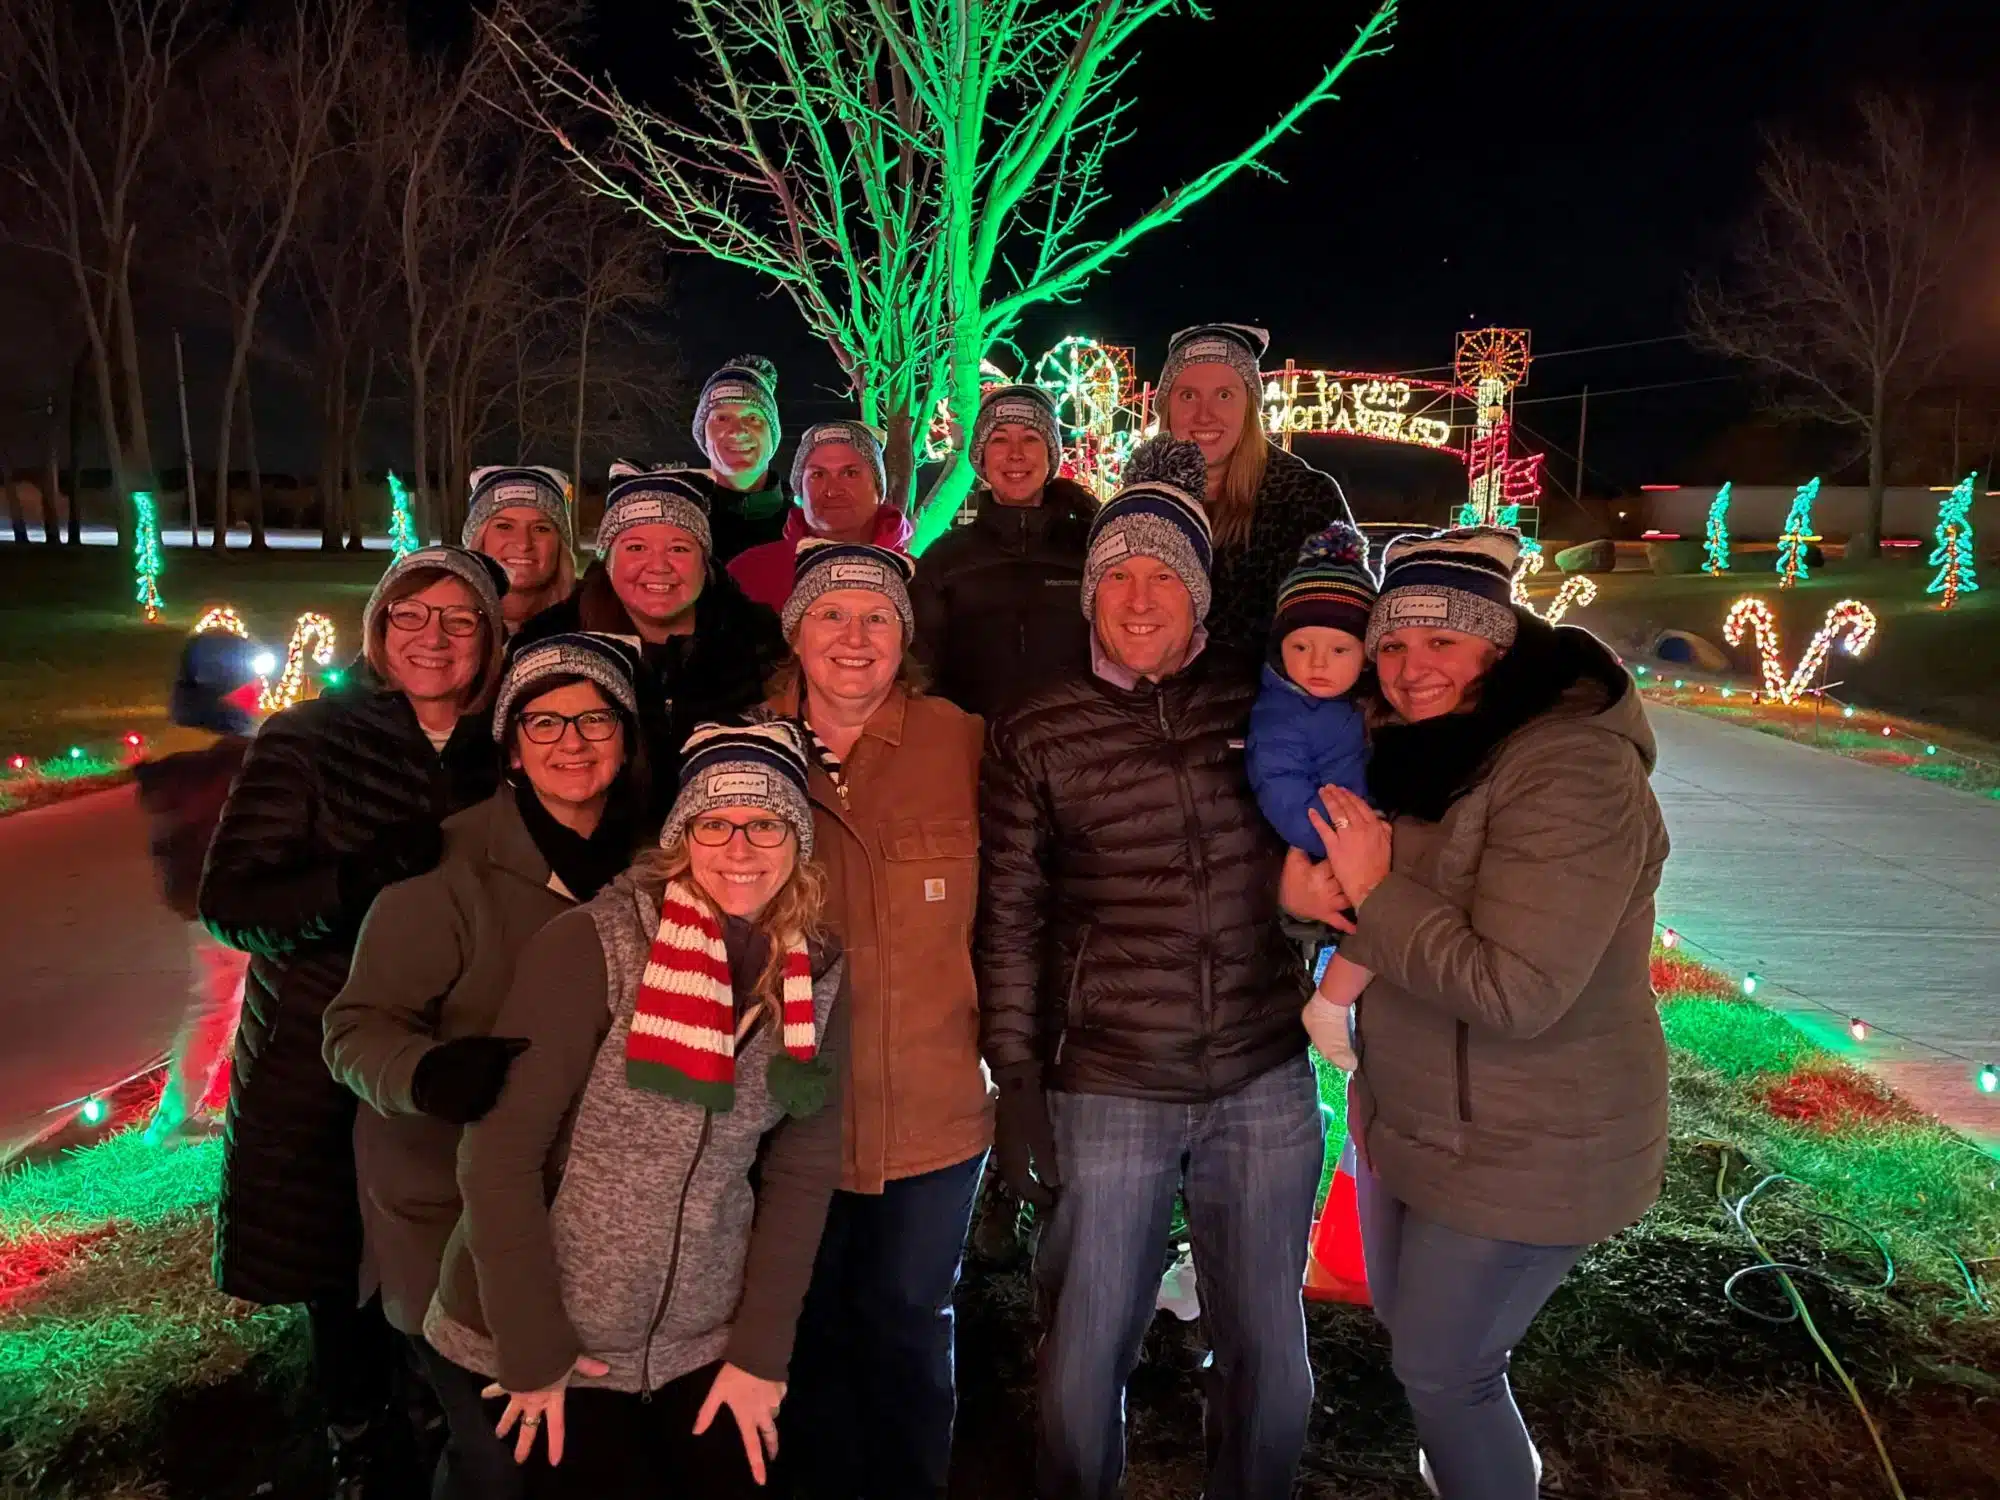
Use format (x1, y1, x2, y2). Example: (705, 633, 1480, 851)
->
(1156, 691, 1215, 1055)
(1053, 923, 1095, 1066)
(1453, 1022, 1472, 1124)
(639, 1110, 714, 1399)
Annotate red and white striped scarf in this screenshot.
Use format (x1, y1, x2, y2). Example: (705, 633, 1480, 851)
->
(625, 879, 816, 1112)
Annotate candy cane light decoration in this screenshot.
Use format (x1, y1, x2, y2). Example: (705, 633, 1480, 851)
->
(1510, 542, 1597, 624)
(1722, 596, 1877, 705)
(260, 613, 338, 712)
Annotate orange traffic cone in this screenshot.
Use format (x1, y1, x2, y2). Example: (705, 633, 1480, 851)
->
(1303, 1141, 1370, 1305)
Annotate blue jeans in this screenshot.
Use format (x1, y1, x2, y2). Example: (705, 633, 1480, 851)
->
(1355, 1153, 1585, 1500)
(1034, 1053, 1323, 1500)
(783, 1151, 986, 1499)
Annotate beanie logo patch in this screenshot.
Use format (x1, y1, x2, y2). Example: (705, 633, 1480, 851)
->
(493, 482, 546, 505)
(707, 772, 770, 797)
(828, 563, 887, 585)
(1088, 530, 1132, 566)
(1178, 338, 1241, 366)
(1386, 593, 1450, 622)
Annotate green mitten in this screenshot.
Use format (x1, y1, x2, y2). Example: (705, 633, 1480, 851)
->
(766, 1052, 832, 1118)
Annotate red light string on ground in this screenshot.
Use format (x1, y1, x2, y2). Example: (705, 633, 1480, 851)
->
(1655, 922, 1997, 1096)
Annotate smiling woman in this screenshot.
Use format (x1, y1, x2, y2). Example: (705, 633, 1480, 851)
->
(461, 467, 577, 635)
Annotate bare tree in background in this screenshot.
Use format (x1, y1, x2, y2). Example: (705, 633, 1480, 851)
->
(177, 0, 360, 550)
(1, 0, 207, 546)
(1690, 94, 1980, 559)
(490, 0, 1398, 542)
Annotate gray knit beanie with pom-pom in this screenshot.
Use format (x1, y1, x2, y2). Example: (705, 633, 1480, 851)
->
(1080, 436, 1215, 622)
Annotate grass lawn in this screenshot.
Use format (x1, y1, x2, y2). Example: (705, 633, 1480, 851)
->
(6, 950, 1997, 1499)
(1541, 550, 2000, 741)
(0, 544, 386, 765)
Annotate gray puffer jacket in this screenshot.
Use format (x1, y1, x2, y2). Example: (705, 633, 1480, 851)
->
(426, 870, 847, 1393)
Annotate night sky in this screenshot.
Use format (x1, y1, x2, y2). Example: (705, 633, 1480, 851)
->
(575, 0, 1999, 513)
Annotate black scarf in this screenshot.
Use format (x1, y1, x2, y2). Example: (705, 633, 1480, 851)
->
(513, 775, 644, 902)
(1365, 616, 1630, 823)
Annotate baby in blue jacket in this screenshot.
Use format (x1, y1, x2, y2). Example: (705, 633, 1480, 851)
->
(1246, 522, 1377, 1068)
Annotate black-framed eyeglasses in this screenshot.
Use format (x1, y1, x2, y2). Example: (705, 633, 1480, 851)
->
(386, 600, 483, 638)
(689, 817, 791, 849)
(517, 709, 623, 745)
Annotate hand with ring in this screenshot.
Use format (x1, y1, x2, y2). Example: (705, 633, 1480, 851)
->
(695, 1361, 787, 1484)
(486, 1353, 610, 1466)
(1309, 785, 1393, 913)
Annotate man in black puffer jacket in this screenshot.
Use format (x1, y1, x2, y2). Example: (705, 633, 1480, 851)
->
(912, 384, 1094, 719)
(977, 438, 1322, 1500)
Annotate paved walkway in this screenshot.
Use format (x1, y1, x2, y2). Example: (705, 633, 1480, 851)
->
(0, 785, 189, 1158)
(1650, 705, 2000, 1149)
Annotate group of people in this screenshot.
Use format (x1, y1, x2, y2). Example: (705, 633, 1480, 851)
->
(141, 323, 1672, 1500)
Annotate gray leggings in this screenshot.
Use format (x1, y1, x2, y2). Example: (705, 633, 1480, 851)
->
(1355, 1152, 1584, 1500)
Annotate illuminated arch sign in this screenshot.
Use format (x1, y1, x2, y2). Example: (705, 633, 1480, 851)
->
(1260, 365, 1461, 454)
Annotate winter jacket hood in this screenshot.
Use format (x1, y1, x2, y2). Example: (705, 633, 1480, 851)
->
(727, 503, 914, 612)
(1340, 619, 1669, 1246)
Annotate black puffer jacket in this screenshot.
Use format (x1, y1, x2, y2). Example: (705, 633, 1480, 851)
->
(1206, 444, 1354, 655)
(977, 646, 1307, 1102)
(515, 561, 787, 813)
(674, 469, 792, 564)
(911, 478, 1095, 720)
(198, 674, 499, 1305)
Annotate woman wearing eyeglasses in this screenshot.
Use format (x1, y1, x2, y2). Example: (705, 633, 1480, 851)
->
(324, 633, 649, 1500)
(199, 545, 508, 1495)
(426, 719, 847, 1498)
(762, 540, 991, 1500)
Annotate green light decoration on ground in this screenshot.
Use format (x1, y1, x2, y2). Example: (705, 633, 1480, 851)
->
(1775, 477, 1819, 588)
(386, 472, 419, 559)
(1704, 482, 1732, 573)
(1927, 473, 1978, 608)
(132, 492, 163, 621)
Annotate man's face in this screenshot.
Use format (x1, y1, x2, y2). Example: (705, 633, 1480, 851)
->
(1093, 557, 1196, 681)
(800, 443, 883, 542)
(704, 402, 775, 481)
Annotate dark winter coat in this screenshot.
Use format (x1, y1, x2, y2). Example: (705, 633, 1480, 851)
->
(676, 469, 793, 565)
(910, 478, 1095, 720)
(1245, 665, 1369, 857)
(514, 561, 787, 812)
(134, 737, 251, 920)
(1342, 620, 1671, 1247)
(977, 646, 1308, 1102)
(1206, 445, 1354, 655)
(197, 674, 499, 1305)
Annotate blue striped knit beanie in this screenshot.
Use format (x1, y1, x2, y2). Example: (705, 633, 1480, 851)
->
(1158, 323, 1270, 400)
(1080, 437, 1214, 622)
(596, 465, 714, 558)
(491, 631, 643, 742)
(692, 356, 781, 454)
(662, 719, 815, 859)
(1365, 526, 1522, 657)
(970, 384, 1062, 481)
(462, 466, 572, 550)
(789, 421, 887, 498)
(781, 538, 916, 642)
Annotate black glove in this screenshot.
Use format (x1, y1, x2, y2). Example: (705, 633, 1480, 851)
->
(337, 821, 445, 911)
(993, 1064, 1061, 1209)
(410, 1036, 530, 1125)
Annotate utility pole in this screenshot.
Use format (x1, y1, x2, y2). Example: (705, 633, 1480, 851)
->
(174, 329, 200, 546)
(1573, 384, 1589, 513)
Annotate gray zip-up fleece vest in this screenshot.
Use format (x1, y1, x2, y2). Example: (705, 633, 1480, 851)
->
(430, 876, 840, 1394)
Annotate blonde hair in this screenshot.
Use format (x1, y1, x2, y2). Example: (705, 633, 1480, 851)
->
(1163, 370, 1268, 550)
(364, 566, 505, 714)
(636, 836, 830, 1028)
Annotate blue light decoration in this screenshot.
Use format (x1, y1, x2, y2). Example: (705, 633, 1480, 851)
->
(1703, 482, 1732, 574)
(1926, 473, 1978, 608)
(1775, 478, 1819, 588)
(387, 472, 420, 560)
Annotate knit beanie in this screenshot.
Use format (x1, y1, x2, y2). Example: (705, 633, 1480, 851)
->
(362, 544, 509, 648)
(692, 355, 782, 455)
(1158, 323, 1270, 402)
(1080, 436, 1214, 622)
(490, 631, 643, 743)
(661, 719, 815, 859)
(970, 384, 1062, 481)
(789, 420, 887, 498)
(781, 538, 916, 643)
(596, 464, 714, 559)
(1272, 523, 1377, 650)
(1366, 526, 1522, 657)
(461, 466, 572, 550)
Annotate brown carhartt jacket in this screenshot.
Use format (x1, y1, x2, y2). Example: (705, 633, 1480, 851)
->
(1342, 667, 1671, 1248)
(769, 683, 993, 1193)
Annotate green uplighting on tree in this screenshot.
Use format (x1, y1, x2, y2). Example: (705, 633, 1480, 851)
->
(1703, 482, 1732, 574)
(1926, 473, 1978, 608)
(1776, 477, 1819, 588)
(132, 491, 163, 620)
(386, 472, 419, 559)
